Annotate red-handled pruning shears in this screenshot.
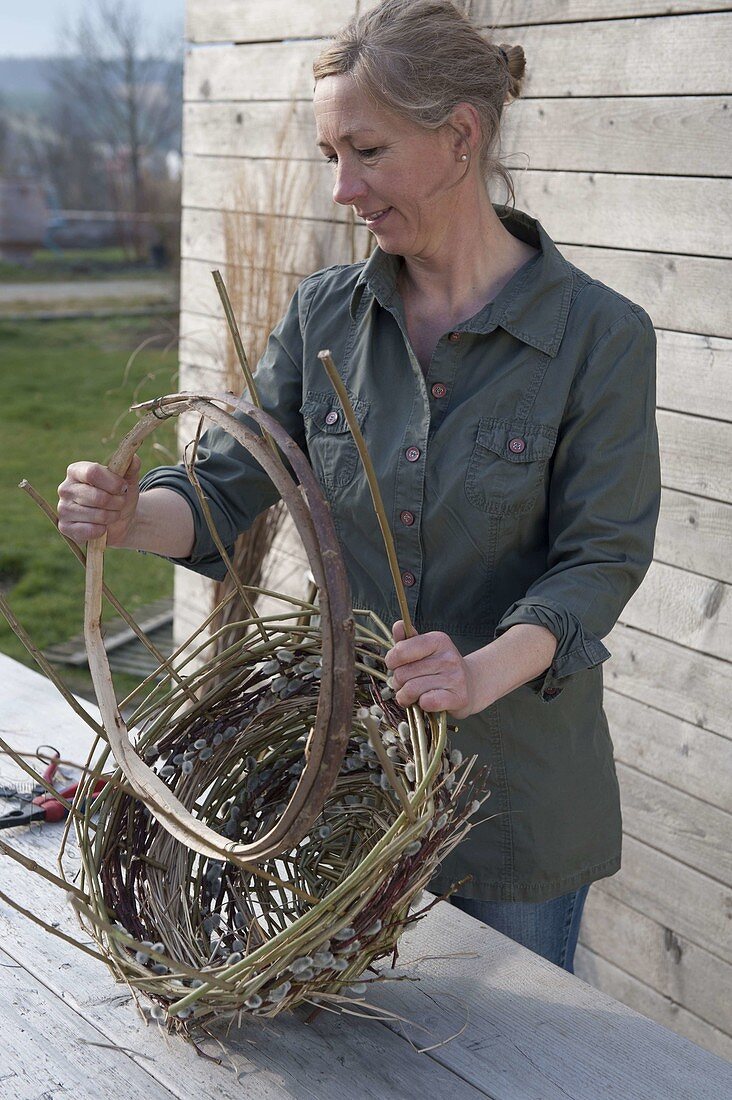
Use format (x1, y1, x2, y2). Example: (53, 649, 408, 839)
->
(0, 744, 63, 802)
(0, 777, 107, 830)
(0, 743, 108, 831)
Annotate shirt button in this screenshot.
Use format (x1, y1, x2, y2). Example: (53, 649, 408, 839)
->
(405, 446, 421, 462)
(448, 331, 461, 343)
(402, 571, 416, 587)
(508, 437, 526, 454)
(400, 510, 415, 526)
(431, 382, 447, 399)
(544, 686, 560, 697)
(324, 410, 339, 425)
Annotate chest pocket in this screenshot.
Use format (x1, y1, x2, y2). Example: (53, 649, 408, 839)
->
(465, 417, 557, 516)
(301, 391, 370, 490)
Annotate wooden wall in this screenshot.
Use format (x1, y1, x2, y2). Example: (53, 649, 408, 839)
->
(180, 0, 732, 1059)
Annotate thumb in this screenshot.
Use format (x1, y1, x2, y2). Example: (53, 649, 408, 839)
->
(392, 619, 406, 643)
(124, 454, 142, 483)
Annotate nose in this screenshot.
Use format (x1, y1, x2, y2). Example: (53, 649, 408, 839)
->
(332, 158, 367, 208)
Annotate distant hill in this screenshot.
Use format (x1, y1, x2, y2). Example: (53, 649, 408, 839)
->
(0, 57, 52, 110)
(0, 56, 182, 122)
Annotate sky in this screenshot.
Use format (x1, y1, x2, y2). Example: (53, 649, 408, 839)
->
(1, 0, 185, 56)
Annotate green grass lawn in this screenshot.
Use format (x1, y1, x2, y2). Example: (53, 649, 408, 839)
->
(0, 247, 172, 283)
(0, 314, 179, 697)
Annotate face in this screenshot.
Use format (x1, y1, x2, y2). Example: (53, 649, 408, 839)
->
(313, 73, 465, 260)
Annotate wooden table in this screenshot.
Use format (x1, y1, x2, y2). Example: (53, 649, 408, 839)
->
(1, 653, 729, 1100)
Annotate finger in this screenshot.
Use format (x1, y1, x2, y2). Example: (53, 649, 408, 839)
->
(65, 461, 127, 495)
(59, 503, 121, 528)
(394, 673, 464, 710)
(385, 631, 446, 670)
(125, 454, 142, 478)
(413, 688, 462, 715)
(390, 654, 457, 691)
(59, 521, 110, 545)
(392, 620, 406, 643)
(62, 483, 126, 512)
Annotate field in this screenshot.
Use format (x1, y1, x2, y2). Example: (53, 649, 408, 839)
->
(0, 247, 169, 284)
(0, 314, 178, 694)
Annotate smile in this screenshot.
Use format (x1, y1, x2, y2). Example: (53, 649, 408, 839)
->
(358, 207, 392, 227)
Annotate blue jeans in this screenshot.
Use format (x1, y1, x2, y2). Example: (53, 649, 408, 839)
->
(448, 884, 590, 973)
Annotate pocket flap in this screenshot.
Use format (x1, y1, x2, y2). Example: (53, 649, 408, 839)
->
(475, 418, 557, 463)
(301, 390, 369, 435)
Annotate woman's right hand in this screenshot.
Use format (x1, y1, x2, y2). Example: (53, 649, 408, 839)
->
(57, 455, 141, 547)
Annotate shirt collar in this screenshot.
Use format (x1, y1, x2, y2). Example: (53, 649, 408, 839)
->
(348, 204, 574, 358)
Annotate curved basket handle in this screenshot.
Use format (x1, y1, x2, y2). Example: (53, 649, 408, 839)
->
(84, 391, 354, 868)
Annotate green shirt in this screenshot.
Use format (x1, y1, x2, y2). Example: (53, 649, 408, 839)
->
(141, 204, 661, 902)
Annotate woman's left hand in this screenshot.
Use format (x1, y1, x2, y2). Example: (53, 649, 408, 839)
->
(385, 620, 484, 719)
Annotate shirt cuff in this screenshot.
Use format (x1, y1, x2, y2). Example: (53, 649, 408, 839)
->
(138, 469, 233, 581)
(493, 597, 611, 702)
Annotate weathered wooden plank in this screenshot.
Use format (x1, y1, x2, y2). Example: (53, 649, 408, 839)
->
(180, 206, 362, 272)
(182, 97, 732, 179)
(657, 409, 731, 502)
(182, 155, 348, 222)
(578, 887, 732, 1040)
(182, 101, 318, 160)
(182, 157, 732, 336)
(617, 762, 732, 883)
(0, 923, 485, 1100)
(372, 895, 732, 1100)
(187, 0, 355, 43)
(0, 948, 178, 1100)
(602, 834, 732, 964)
(655, 488, 732, 586)
(558, 243, 730, 339)
(574, 945, 732, 1063)
(183, 157, 732, 261)
(180, 258, 325, 320)
(184, 41, 324, 103)
(621, 560, 731, 661)
(44, 598, 173, 668)
(656, 330, 732, 422)
(605, 623, 730, 739)
(507, 96, 732, 177)
(172, 566, 216, 651)
(4, 845, 726, 1100)
(183, 16, 732, 101)
(514, 172, 731, 259)
(606, 688, 732, 808)
(186, 1, 732, 42)
(469, 1, 732, 26)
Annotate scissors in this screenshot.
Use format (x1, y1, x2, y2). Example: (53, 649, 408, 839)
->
(0, 777, 107, 830)
(0, 744, 63, 801)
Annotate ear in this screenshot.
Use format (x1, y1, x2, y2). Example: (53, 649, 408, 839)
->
(448, 102, 482, 157)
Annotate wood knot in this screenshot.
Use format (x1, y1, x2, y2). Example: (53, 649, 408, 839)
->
(663, 927, 683, 964)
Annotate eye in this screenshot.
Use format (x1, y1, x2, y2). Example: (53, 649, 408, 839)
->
(324, 153, 338, 165)
(357, 147, 380, 159)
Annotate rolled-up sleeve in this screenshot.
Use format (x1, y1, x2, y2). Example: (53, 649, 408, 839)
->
(494, 306, 662, 701)
(138, 277, 316, 580)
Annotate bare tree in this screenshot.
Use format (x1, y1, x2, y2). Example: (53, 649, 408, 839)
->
(48, 0, 182, 253)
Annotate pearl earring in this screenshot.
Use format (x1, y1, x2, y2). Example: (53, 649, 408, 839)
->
(460, 153, 469, 161)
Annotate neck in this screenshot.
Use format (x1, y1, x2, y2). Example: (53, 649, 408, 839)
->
(397, 190, 535, 322)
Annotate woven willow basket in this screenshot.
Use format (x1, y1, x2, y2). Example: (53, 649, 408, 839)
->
(0, 288, 490, 1040)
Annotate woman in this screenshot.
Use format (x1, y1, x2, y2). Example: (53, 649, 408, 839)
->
(57, 0, 661, 973)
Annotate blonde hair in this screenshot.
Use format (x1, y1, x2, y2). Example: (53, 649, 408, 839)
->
(312, 0, 526, 209)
